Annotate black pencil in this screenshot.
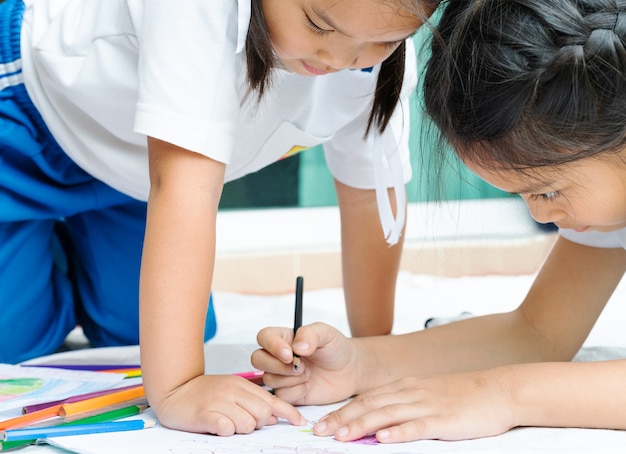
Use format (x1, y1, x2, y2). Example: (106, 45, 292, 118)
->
(293, 276, 304, 370)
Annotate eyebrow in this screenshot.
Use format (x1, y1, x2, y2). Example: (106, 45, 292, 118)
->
(310, 6, 416, 43)
(511, 181, 553, 195)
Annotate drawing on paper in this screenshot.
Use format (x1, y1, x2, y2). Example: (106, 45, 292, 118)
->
(0, 378, 44, 403)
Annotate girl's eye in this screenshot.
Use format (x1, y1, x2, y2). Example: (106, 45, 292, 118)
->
(530, 191, 560, 202)
(305, 15, 331, 36)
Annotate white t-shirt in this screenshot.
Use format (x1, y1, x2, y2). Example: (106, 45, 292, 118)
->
(19, 0, 415, 219)
(560, 228, 626, 250)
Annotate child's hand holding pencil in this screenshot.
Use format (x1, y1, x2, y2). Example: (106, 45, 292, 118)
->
(252, 321, 361, 407)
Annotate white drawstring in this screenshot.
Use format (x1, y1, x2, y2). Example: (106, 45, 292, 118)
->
(235, 0, 251, 54)
(371, 133, 406, 246)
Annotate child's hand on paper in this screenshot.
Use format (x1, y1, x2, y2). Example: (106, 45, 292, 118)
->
(154, 374, 307, 435)
(253, 322, 359, 405)
(312, 368, 515, 443)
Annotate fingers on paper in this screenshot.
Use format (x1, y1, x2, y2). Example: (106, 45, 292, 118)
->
(313, 390, 448, 443)
(175, 400, 258, 436)
(266, 393, 308, 426)
(195, 391, 304, 435)
(245, 381, 307, 428)
(202, 411, 243, 436)
(312, 391, 389, 435)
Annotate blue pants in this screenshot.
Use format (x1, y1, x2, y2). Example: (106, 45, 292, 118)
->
(0, 0, 216, 363)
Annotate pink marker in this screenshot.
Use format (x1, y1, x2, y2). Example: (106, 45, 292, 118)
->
(234, 370, 264, 385)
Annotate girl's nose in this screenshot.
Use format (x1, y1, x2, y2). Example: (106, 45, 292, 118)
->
(317, 46, 359, 70)
(525, 198, 566, 225)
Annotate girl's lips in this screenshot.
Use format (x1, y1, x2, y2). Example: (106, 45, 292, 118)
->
(301, 60, 328, 75)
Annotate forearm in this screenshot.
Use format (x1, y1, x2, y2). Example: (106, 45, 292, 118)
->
(352, 237, 626, 393)
(140, 138, 224, 410)
(507, 360, 626, 429)
(140, 188, 212, 408)
(351, 310, 545, 394)
(336, 180, 405, 336)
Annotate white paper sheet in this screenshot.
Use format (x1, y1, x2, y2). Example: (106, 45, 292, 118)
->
(41, 405, 626, 454)
(15, 271, 626, 453)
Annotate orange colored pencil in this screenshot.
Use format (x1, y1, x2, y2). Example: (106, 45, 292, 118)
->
(59, 386, 145, 417)
(0, 404, 62, 431)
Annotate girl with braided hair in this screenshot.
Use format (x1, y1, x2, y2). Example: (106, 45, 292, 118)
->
(253, 0, 626, 443)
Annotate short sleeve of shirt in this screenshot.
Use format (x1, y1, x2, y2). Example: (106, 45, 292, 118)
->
(133, 0, 241, 163)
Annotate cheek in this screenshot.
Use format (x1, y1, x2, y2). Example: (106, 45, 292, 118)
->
(263, 11, 298, 58)
(269, 33, 307, 60)
(559, 193, 626, 226)
(360, 47, 396, 67)
(586, 196, 626, 222)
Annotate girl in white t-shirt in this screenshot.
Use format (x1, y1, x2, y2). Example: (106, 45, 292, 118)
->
(0, 0, 438, 435)
(253, 0, 626, 444)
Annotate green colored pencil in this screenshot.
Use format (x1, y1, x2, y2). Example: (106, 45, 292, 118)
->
(0, 404, 148, 451)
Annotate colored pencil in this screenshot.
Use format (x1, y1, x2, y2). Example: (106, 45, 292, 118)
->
(292, 276, 304, 370)
(23, 383, 143, 414)
(59, 385, 145, 417)
(0, 405, 63, 431)
(24, 364, 140, 372)
(99, 368, 142, 378)
(60, 404, 147, 426)
(0, 404, 148, 451)
(2, 419, 156, 442)
(27, 398, 149, 428)
(22, 364, 141, 379)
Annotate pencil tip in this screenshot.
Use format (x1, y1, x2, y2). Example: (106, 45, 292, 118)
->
(144, 420, 158, 429)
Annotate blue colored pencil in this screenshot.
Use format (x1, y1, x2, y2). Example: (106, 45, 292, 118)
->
(1, 419, 156, 442)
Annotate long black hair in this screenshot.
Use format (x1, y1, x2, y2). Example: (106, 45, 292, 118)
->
(423, 0, 626, 171)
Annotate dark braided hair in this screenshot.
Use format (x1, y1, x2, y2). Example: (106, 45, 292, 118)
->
(423, 0, 626, 171)
(246, 0, 439, 136)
